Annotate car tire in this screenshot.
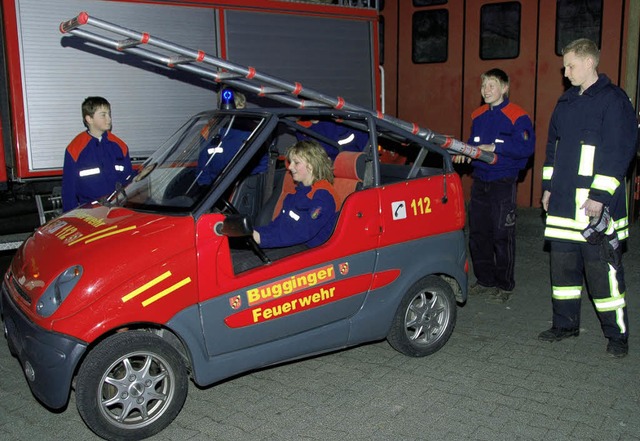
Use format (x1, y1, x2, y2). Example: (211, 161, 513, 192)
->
(75, 331, 188, 441)
(387, 275, 457, 357)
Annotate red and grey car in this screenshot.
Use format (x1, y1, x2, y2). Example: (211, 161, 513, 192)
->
(2, 108, 468, 440)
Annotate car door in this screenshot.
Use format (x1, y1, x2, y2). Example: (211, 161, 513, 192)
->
(195, 185, 381, 359)
(194, 115, 383, 359)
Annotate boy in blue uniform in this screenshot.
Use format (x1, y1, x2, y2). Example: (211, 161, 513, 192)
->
(459, 68, 535, 303)
(253, 140, 339, 249)
(62, 97, 133, 212)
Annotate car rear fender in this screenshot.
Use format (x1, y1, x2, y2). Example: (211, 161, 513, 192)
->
(347, 230, 467, 344)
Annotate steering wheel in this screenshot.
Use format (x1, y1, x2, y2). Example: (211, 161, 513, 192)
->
(211, 196, 235, 214)
(220, 198, 236, 214)
(218, 197, 271, 264)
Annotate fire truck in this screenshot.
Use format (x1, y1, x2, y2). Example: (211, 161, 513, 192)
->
(0, 0, 380, 247)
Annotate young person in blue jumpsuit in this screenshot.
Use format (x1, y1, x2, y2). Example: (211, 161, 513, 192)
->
(196, 90, 267, 186)
(296, 119, 368, 161)
(538, 39, 638, 357)
(62, 97, 133, 212)
(253, 139, 339, 249)
(458, 68, 535, 303)
(196, 125, 264, 186)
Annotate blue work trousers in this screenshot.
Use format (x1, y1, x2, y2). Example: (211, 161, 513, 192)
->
(468, 177, 517, 291)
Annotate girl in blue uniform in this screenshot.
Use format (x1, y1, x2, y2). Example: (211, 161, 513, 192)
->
(253, 140, 339, 249)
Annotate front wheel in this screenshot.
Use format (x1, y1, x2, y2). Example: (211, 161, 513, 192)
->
(75, 331, 188, 441)
(387, 275, 457, 357)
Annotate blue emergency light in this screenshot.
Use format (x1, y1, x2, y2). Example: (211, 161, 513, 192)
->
(220, 88, 235, 110)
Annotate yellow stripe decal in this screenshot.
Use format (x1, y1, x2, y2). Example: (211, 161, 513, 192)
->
(142, 277, 192, 307)
(85, 225, 137, 244)
(67, 225, 119, 246)
(122, 271, 172, 303)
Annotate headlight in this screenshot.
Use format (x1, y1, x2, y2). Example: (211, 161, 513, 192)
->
(36, 265, 83, 317)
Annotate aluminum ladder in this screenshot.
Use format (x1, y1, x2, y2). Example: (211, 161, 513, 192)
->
(59, 11, 496, 164)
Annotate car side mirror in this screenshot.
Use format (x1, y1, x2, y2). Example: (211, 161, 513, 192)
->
(215, 214, 253, 237)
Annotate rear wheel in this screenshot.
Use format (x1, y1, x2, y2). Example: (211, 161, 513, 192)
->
(75, 331, 188, 441)
(387, 276, 457, 357)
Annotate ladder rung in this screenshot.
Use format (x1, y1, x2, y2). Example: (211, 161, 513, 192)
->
(215, 72, 245, 81)
(117, 37, 145, 50)
(167, 50, 209, 66)
(167, 55, 198, 66)
(257, 86, 287, 96)
(296, 100, 328, 108)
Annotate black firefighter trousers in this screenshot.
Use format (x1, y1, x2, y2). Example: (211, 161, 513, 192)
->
(549, 240, 628, 342)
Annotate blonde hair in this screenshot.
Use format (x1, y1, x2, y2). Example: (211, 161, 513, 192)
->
(234, 92, 246, 109)
(562, 38, 600, 67)
(286, 140, 334, 184)
(481, 68, 510, 98)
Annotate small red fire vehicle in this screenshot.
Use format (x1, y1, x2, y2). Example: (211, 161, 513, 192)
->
(2, 108, 468, 440)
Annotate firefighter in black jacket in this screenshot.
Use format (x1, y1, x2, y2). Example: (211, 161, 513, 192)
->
(539, 38, 638, 357)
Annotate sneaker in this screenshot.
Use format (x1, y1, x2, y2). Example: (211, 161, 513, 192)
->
(538, 327, 580, 342)
(606, 339, 628, 358)
(485, 289, 513, 304)
(469, 283, 498, 296)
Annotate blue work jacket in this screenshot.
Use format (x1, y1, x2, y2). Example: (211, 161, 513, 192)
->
(62, 131, 133, 212)
(256, 180, 339, 249)
(468, 98, 535, 181)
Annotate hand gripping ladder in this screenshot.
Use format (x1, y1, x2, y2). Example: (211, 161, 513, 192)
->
(60, 11, 496, 164)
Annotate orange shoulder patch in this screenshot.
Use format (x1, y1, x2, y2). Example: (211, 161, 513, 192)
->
(308, 180, 340, 211)
(471, 104, 490, 120)
(66, 132, 93, 162)
(501, 103, 529, 125)
(106, 132, 129, 156)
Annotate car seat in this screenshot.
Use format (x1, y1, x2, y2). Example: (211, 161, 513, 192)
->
(332, 151, 366, 208)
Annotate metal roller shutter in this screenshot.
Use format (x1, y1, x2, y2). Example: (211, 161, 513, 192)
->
(224, 10, 375, 110)
(14, 0, 219, 170)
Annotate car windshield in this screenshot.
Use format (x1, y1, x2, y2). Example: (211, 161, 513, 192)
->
(109, 111, 266, 213)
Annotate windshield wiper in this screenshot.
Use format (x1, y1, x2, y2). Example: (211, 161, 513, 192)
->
(103, 182, 128, 207)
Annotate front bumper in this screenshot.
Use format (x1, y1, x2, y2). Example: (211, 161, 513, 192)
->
(1, 280, 87, 409)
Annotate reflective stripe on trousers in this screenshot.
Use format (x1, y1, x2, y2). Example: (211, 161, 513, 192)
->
(549, 240, 628, 339)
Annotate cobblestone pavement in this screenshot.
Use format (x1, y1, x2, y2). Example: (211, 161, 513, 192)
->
(1, 208, 639, 441)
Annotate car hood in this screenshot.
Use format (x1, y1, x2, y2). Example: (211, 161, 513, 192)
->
(9, 204, 195, 322)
